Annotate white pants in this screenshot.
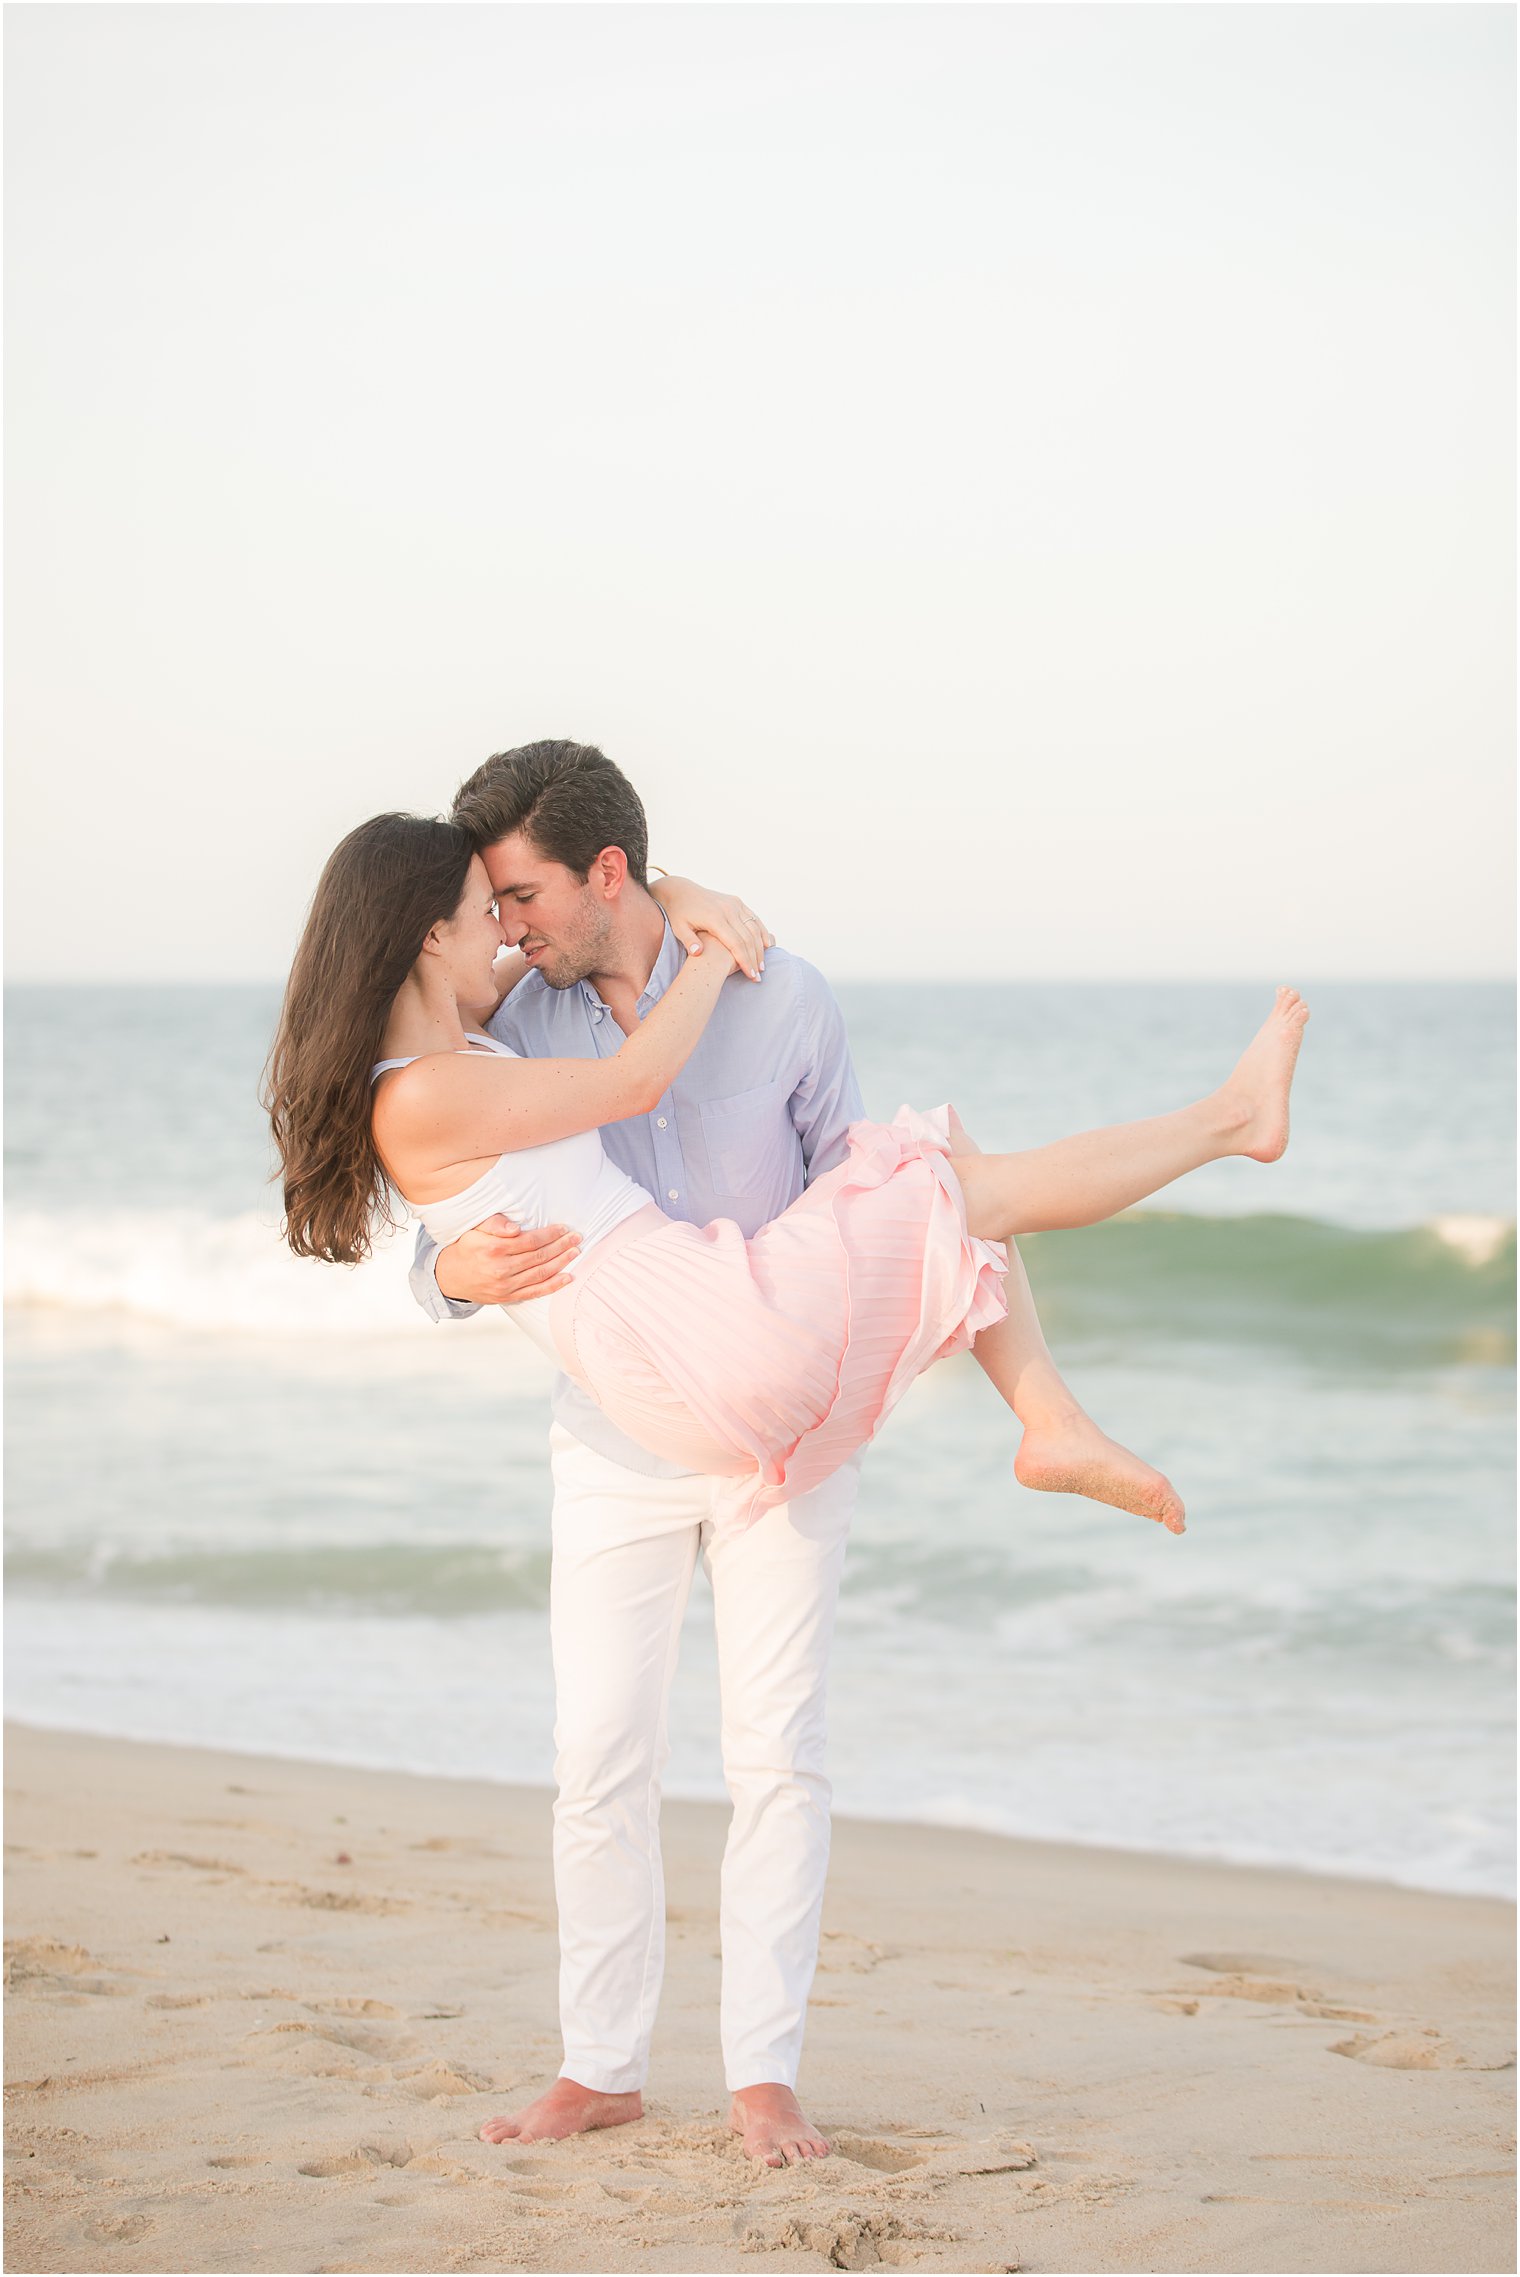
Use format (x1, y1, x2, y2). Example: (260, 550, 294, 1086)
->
(546, 1422, 859, 2094)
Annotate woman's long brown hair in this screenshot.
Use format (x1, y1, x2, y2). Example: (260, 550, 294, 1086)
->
(264, 813, 475, 1264)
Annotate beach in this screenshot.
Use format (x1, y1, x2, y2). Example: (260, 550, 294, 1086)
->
(6, 1724, 1514, 2276)
(6, 980, 1514, 2272)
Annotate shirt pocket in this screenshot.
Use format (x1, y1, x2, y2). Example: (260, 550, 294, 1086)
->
(699, 1078, 791, 1199)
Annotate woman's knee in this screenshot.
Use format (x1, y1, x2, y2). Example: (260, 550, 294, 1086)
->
(945, 1104, 983, 1156)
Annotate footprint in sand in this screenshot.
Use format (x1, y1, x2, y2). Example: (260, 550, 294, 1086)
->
(6, 1937, 99, 1983)
(389, 2057, 492, 2100)
(246, 2019, 401, 2078)
(739, 2208, 941, 2271)
(278, 1884, 412, 1916)
(304, 2020, 413, 2058)
(396, 2150, 477, 2177)
(1174, 1952, 1382, 2023)
(816, 1929, 897, 1975)
(408, 1835, 510, 1858)
(945, 2140, 1039, 2177)
(827, 2133, 928, 2173)
(1179, 1950, 1309, 1976)
(299, 2141, 416, 2177)
(82, 2214, 154, 2244)
(5, 1938, 140, 1999)
(1177, 1960, 1315, 2004)
(1331, 2028, 1515, 2071)
(305, 1997, 400, 2018)
(131, 1850, 247, 1876)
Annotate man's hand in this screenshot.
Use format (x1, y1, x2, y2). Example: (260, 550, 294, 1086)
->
(435, 1214, 581, 1305)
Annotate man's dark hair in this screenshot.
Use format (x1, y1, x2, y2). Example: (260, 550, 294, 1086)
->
(451, 740, 649, 887)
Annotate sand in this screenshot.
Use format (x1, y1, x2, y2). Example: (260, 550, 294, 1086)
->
(4, 1723, 1514, 2276)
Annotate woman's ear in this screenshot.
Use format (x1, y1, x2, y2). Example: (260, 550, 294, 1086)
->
(421, 921, 447, 957)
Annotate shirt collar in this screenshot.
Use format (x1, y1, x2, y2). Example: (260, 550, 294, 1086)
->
(578, 917, 683, 1018)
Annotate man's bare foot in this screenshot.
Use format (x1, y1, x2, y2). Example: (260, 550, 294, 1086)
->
(729, 2083, 830, 2167)
(478, 2077, 642, 2146)
(1015, 1411, 1186, 1534)
(1216, 986, 1310, 1162)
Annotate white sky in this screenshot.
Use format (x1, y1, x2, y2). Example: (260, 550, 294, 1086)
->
(6, 3, 1514, 982)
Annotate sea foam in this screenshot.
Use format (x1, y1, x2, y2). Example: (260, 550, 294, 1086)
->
(8, 1204, 1509, 1358)
(5, 1207, 461, 1338)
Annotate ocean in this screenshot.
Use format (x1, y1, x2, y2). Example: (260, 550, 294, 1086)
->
(6, 980, 1514, 1898)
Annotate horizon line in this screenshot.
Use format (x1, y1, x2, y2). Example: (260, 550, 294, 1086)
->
(8, 971, 1516, 991)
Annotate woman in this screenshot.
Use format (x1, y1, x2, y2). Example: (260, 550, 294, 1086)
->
(267, 814, 1308, 1534)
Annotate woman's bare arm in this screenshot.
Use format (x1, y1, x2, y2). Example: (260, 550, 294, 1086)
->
(375, 940, 738, 1196)
(649, 877, 773, 979)
(475, 881, 768, 1024)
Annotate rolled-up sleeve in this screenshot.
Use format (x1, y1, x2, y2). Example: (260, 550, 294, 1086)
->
(409, 1225, 482, 1324)
(787, 961, 864, 1182)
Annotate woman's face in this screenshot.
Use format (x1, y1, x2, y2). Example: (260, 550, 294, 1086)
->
(438, 855, 509, 1014)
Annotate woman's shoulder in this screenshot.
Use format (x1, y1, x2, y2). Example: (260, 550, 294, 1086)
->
(373, 1046, 517, 1123)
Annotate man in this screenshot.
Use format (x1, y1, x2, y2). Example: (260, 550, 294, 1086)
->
(413, 739, 1162, 2165)
(411, 738, 861, 2167)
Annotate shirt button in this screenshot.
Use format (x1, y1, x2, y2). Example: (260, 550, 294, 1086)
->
(667, 1189, 680, 1202)
(656, 1116, 668, 1129)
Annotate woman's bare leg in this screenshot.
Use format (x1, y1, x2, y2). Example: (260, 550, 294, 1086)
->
(953, 989, 1308, 1244)
(983, 1251, 1186, 1533)
(945, 1113, 1185, 1534)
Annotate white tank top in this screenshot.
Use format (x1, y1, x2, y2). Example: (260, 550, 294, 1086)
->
(372, 1033, 655, 1363)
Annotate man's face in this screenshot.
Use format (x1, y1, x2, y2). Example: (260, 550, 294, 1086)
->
(482, 831, 615, 989)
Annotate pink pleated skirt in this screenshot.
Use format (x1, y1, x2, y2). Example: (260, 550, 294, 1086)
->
(547, 1106, 1009, 1533)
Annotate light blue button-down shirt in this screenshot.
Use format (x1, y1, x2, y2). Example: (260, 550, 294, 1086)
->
(408, 921, 864, 1475)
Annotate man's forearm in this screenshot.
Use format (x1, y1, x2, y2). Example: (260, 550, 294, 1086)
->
(409, 1229, 482, 1323)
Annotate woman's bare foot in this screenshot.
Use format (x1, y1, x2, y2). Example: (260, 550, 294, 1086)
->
(1015, 1412, 1186, 1534)
(729, 2083, 830, 2167)
(1216, 986, 1310, 1163)
(478, 2077, 642, 2146)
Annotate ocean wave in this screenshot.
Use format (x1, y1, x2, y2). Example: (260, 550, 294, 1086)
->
(4, 1208, 474, 1339)
(1020, 1210, 1515, 1361)
(4, 1204, 1513, 1357)
(6, 1538, 553, 1617)
(8, 1536, 1512, 1661)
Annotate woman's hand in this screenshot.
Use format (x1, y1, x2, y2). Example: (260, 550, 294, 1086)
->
(649, 876, 774, 982)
